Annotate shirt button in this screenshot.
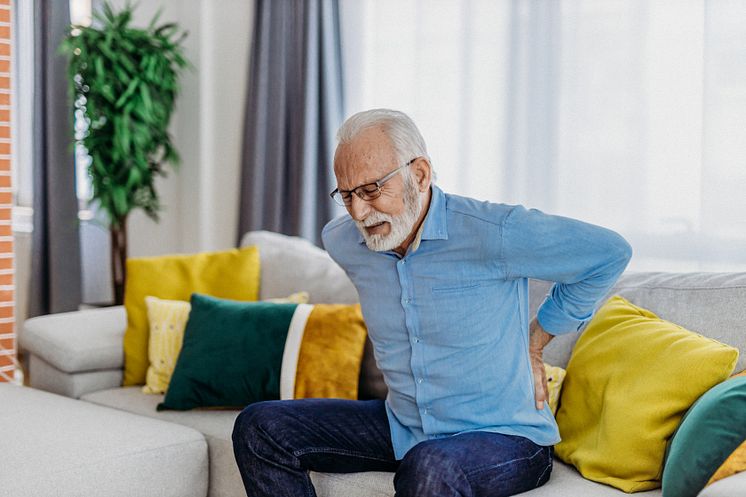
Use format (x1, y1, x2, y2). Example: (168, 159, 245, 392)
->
(403, 298, 411, 304)
(417, 378, 423, 384)
(414, 337, 421, 343)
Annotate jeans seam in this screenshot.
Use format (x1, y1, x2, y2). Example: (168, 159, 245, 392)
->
(535, 460, 552, 487)
(464, 446, 544, 478)
(293, 446, 394, 463)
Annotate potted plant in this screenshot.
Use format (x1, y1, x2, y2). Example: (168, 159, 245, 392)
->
(61, 2, 188, 304)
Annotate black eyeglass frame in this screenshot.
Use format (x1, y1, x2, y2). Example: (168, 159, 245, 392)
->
(330, 158, 418, 206)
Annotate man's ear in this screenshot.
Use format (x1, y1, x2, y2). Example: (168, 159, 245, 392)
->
(413, 158, 432, 192)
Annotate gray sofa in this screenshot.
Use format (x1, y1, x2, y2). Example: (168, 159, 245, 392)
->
(15, 230, 746, 497)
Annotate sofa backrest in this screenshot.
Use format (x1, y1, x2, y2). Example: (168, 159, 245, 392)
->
(241, 231, 746, 378)
(240, 230, 359, 304)
(536, 272, 746, 372)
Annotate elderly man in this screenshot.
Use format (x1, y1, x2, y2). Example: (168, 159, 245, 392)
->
(233, 109, 632, 497)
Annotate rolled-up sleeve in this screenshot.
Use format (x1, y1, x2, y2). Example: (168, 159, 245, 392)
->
(500, 205, 633, 335)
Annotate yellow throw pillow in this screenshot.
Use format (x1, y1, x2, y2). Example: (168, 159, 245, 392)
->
(555, 295, 739, 493)
(142, 292, 310, 395)
(544, 363, 566, 416)
(123, 246, 261, 386)
(143, 297, 191, 394)
(279, 304, 368, 400)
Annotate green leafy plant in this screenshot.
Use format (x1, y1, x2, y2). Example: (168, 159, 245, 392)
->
(61, 1, 188, 304)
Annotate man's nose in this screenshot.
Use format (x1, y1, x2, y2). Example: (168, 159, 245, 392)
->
(348, 194, 370, 221)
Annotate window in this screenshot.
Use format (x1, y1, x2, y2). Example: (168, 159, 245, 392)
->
(340, 0, 746, 271)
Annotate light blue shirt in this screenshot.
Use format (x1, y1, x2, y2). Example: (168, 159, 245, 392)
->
(322, 185, 632, 460)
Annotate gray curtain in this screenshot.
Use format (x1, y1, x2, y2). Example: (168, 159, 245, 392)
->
(28, 0, 82, 316)
(238, 0, 344, 246)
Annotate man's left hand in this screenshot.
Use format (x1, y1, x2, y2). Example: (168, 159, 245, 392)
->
(529, 318, 554, 410)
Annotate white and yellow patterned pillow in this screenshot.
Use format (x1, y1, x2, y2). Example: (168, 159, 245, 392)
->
(142, 292, 311, 394)
(143, 296, 191, 394)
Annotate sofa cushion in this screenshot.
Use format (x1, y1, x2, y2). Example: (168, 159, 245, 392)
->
(555, 296, 739, 492)
(2, 384, 207, 497)
(310, 459, 664, 497)
(83, 386, 244, 497)
(123, 246, 261, 386)
(80, 387, 665, 497)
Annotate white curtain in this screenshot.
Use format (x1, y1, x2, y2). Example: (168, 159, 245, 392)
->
(340, 0, 746, 272)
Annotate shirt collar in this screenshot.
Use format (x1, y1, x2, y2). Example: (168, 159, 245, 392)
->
(356, 184, 449, 244)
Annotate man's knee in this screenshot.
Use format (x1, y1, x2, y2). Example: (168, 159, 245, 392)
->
(394, 441, 468, 497)
(232, 400, 287, 451)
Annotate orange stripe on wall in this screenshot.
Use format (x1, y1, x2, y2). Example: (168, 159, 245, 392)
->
(0, 356, 14, 372)
(0, 305, 13, 319)
(0, 321, 14, 335)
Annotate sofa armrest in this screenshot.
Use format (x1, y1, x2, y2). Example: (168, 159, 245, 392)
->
(20, 306, 127, 374)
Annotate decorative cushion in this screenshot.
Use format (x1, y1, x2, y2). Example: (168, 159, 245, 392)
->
(544, 363, 566, 415)
(123, 247, 261, 386)
(143, 297, 191, 394)
(142, 292, 309, 395)
(159, 294, 298, 411)
(555, 295, 739, 492)
(158, 295, 368, 411)
(662, 376, 746, 497)
(709, 440, 746, 487)
(292, 303, 367, 400)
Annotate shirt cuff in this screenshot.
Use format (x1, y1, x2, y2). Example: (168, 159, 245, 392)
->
(536, 290, 594, 335)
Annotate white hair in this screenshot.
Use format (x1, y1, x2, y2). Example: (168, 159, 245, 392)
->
(337, 108, 436, 182)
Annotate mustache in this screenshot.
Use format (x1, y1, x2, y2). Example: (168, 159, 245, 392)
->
(358, 212, 394, 227)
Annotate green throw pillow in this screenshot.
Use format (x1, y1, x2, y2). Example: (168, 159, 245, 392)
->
(662, 376, 746, 497)
(158, 293, 298, 411)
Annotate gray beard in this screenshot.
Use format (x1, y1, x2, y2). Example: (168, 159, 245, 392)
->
(355, 183, 423, 252)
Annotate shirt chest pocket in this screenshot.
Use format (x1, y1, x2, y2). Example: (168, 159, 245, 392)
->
(429, 283, 496, 345)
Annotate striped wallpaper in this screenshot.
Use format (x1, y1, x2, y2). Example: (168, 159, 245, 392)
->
(0, 0, 14, 382)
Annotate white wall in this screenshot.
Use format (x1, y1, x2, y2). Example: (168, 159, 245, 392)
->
(99, 0, 255, 257)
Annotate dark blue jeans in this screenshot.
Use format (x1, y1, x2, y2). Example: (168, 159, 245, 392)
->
(232, 398, 553, 497)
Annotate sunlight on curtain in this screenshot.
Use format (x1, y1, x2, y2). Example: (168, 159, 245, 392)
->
(340, 0, 746, 271)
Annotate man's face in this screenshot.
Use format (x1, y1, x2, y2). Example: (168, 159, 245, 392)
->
(333, 126, 422, 251)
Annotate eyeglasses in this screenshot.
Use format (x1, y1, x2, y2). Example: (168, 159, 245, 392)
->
(330, 158, 417, 207)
